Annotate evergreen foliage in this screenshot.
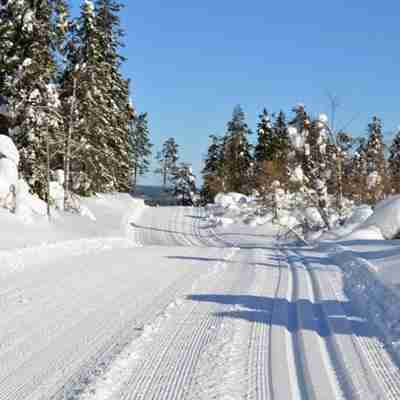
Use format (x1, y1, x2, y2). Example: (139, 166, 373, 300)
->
(128, 111, 152, 191)
(365, 116, 386, 203)
(222, 105, 253, 193)
(155, 137, 179, 187)
(202, 134, 224, 203)
(60, 0, 130, 195)
(389, 128, 400, 193)
(170, 163, 197, 205)
(0, 0, 66, 197)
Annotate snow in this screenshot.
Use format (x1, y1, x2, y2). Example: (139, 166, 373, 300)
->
(214, 192, 250, 208)
(288, 125, 305, 149)
(367, 171, 381, 189)
(290, 165, 305, 183)
(355, 195, 400, 239)
(0, 198, 400, 399)
(0, 134, 19, 165)
(0, 158, 18, 197)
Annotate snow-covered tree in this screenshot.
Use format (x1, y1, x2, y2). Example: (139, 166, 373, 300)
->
(128, 111, 152, 191)
(287, 106, 334, 227)
(348, 138, 368, 203)
(287, 104, 310, 191)
(365, 116, 386, 203)
(388, 128, 400, 194)
(171, 163, 197, 205)
(95, 0, 130, 191)
(223, 105, 253, 193)
(1, 0, 67, 197)
(307, 113, 332, 223)
(60, 0, 130, 195)
(254, 109, 289, 195)
(156, 137, 179, 187)
(254, 109, 273, 163)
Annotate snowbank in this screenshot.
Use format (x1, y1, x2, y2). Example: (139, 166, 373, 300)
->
(0, 135, 19, 165)
(0, 193, 146, 250)
(355, 195, 400, 239)
(214, 192, 250, 208)
(206, 192, 268, 227)
(332, 244, 400, 363)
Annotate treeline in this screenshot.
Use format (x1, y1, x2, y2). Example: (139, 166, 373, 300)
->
(0, 0, 151, 206)
(203, 104, 398, 214)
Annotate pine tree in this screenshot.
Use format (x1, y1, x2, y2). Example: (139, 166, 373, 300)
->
(171, 163, 197, 205)
(156, 137, 179, 187)
(202, 134, 224, 202)
(223, 105, 253, 193)
(128, 111, 152, 191)
(388, 128, 400, 194)
(1, 0, 67, 197)
(365, 116, 386, 204)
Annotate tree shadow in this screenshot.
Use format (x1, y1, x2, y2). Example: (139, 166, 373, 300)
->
(187, 294, 374, 338)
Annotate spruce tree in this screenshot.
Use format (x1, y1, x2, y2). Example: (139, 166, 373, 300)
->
(128, 111, 152, 191)
(1, 0, 67, 197)
(388, 128, 400, 194)
(223, 105, 252, 193)
(365, 116, 386, 203)
(254, 109, 273, 163)
(60, 0, 130, 195)
(95, 0, 130, 191)
(202, 134, 224, 202)
(307, 114, 331, 222)
(273, 111, 289, 163)
(350, 138, 368, 203)
(254, 109, 289, 194)
(287, 104, 311, 191)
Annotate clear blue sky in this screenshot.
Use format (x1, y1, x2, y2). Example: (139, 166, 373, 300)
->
(73, 0, 400, 185)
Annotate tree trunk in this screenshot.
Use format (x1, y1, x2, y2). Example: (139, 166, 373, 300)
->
(46, 131, 51, 221)
(336, 154, 343, 212)
(64, 76, 77, 211)
(134, 164, 137, 191)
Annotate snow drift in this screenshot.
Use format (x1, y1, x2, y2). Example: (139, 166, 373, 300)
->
(353, 195, 400, 240)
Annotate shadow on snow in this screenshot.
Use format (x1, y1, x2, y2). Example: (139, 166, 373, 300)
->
(187, 293, 374, 339)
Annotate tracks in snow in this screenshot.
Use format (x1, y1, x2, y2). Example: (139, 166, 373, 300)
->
(2, 205, 400, 400)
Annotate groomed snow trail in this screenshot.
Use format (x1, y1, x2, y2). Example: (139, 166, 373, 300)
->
(1, 205, 400, 400)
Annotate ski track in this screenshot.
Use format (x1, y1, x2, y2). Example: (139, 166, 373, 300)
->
(1, 205, 400, 399)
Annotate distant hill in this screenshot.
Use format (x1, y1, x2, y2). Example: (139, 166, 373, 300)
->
(132, 185, 177, 206)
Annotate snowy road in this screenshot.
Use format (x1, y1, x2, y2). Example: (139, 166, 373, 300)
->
(1, 205, 400, 399)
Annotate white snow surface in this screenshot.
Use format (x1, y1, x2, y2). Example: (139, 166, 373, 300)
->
(0, 157, 18, 196)
(355, 195, 400, 239)
(0, 191, 400, 400)
(0, 134, 19, 165)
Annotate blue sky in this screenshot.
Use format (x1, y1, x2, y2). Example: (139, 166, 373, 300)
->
(73, 0, 400, 185)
